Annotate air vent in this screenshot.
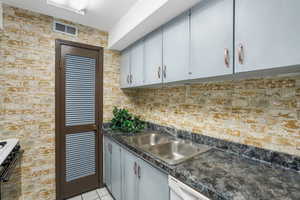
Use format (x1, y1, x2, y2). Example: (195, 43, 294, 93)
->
(53, 21, 77, 36)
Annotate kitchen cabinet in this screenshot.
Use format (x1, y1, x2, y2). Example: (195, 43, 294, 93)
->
(120, 48, 131, 88)
(111, 140, 122, 200)
(235, 0, 300, 73)
(190, 0, 234, 79)
(122, 150, 137, 200)
(120, 0, 300, 88)
(123, 148, 169, 200)
(130, 41, 144, 87)
(103, 137, 122, 200)
(105, 136, 169, 200)
(144, 29, 163, 85)
(162, 12, 189, 83)
(104, 137, 112, 192)
(137, 157, 169, 200)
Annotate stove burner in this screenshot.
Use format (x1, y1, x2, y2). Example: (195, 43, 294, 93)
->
(0, 142, 7, 150)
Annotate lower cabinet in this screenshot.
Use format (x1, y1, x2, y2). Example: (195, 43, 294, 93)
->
(103, 137, 122, 200)
(111, 141, 123, 200)
(137, 156, 169, 200)
(104, 137, 112, 192)
(104, 136, 170, 200)
(122, 150, 138, 200)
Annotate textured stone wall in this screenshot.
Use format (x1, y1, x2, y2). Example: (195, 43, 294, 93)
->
(125, 75, 300, 156)
(0, 5, 130, 199)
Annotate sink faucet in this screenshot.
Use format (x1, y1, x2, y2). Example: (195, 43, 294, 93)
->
(164, 125, 178, 138)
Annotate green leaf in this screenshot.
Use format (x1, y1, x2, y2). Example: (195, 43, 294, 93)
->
(110, 107, 146, 133)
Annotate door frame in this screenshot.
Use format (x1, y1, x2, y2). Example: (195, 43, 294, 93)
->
(55, 39, 104, 200)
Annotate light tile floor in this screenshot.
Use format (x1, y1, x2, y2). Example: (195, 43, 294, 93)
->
(67, 187, 113, 200)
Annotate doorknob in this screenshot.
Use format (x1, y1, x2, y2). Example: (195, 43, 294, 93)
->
(92, 125, 97, 130)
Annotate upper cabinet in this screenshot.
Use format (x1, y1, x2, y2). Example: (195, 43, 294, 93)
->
(162, 12, 190, 83)
(144, 29, 163, 85)
(120, 49, 131, 88)
(235, 0, 300, 73)
(120, 41, 144, 88)
(130, 41, 144, 87)
(120, 0, 300, 89)
(190, 0, 234, 79)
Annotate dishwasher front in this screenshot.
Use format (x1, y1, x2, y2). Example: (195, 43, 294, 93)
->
(169, 176, 210, 200)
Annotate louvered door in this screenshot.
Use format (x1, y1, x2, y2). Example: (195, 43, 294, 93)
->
(56, 40, 103, 199)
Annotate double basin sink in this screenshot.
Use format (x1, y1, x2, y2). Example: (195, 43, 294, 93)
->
(122, 133, 211, 165)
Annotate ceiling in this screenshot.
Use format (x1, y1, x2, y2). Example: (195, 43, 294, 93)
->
(1, 0, 139, 31)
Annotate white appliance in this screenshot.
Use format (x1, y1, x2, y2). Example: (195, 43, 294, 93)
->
(169, 176, 210, 200)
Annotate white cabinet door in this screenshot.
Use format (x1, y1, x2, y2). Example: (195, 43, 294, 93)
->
(162, 12, 190, 83)
(111, 141, 122, 200)
(104, 137, 112, 192)
(137, 158, 169, 200)
(144, 29, 163, 85)
(130, 41, 144, 87)
(235, 0, 300, 73)
(190, 0, 234, 79)
(120, 49, 131, 88)
(122, 150, 138, 200)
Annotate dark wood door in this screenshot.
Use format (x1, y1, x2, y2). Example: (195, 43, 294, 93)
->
(55, 40, 103, 200)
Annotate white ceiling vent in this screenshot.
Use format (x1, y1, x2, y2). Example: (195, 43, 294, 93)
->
(53, 21, 77, 36)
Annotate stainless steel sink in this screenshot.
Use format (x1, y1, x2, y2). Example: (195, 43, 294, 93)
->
(123, 133, 173, 147)
(141, 140, 211, 165)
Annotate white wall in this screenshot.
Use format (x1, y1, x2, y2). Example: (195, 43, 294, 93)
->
(108, 0, 201, 50)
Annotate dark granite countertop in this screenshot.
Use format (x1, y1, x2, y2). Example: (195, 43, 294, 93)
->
(103, 128, 300, 200)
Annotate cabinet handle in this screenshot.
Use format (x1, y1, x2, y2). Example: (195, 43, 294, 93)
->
(137, 165, 141, 179)
(158, 66, 161, 79)
(224, 48, 230, 68)
(127, 74, 130, 84)
(130, 74, 133, 84)
(238, 43, 244, 64)
(108, 144, 112, 153)
(163, 65, 167, 78)
(134, 162, 137, 175)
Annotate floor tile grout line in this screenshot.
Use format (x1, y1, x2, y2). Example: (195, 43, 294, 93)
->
(96, 189, 101, 200)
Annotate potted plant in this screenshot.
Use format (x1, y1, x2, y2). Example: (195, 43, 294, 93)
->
(110, 107, 146, 133)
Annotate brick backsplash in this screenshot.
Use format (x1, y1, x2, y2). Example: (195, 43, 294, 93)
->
(123, 76, 300, 157)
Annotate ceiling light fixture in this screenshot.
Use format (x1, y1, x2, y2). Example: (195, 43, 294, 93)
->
(47, 0, 88, 15)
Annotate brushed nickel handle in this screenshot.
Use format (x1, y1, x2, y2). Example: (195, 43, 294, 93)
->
(238, 43, 244, 64)
(138, 165, 141, 179)
(163, 65, 167, 78)
(109, 144, 112, 154)
(134, 162, 137, 175)
(130, 74, 133, 84)
(127, 74, 130, 84)
(224, 48, 230, 68)
(158, 66, 161, 79)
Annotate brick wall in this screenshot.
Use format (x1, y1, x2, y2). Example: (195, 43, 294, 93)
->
(125, 76, 300, 156)
(0, 5, 131, 199)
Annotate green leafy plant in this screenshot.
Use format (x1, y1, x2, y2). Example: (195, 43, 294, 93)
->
(110, 107, 146, 133)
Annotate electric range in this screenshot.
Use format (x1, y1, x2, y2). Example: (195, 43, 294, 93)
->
(0, 139, 21, 182)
